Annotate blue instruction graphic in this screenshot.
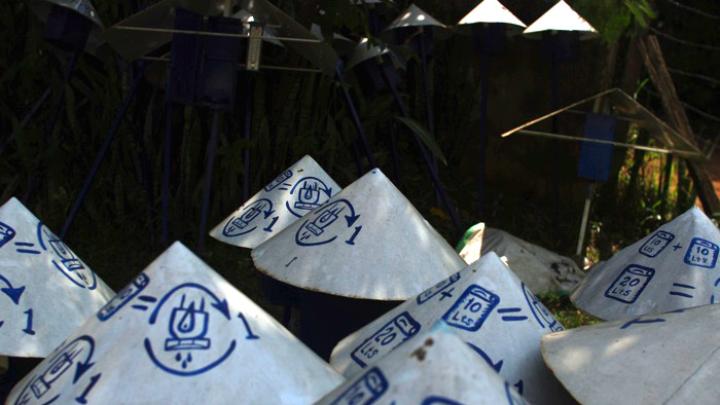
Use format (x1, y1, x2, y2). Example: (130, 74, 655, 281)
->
(604, 265, 655, 304)
(222, 199, 275, 237)
(264, 170, 293, 192)
(285, 177, 334, 218)
(0, 273, 25, 305)
(466, 342, 504, 372)
(13, 335, 97, 405)
(421, 396, 463, 405)
(97, 273, 150, 321)
(668, 282, 696, 299)
(521, 284, 563, 331)
(639, 230, 674, 258)
(331, 367, 388, 405)
(684, 238, 719, 269)
(37, 223, 97, 290)
(144, 283, 238, 376)
(443, 285, 500, 332)
(417, 273, 461, 305)
(0, 221, 16, 248)
(295, 199, 361, 247)
(351, 311, 421, 367)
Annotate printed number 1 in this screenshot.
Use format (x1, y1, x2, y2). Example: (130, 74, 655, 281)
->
(238, 313, 260, 340)
(22, 309, 35, 335)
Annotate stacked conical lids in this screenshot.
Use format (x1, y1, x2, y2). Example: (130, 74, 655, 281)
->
(211, 155, 340, 249)
(572, 207, 720, 320)
(542, 303, 720, 405)
(330, 252, 572, 404)
(251, 168, 466, 300)
(0, 197, 114, 358)
(6, 242, 343, 404)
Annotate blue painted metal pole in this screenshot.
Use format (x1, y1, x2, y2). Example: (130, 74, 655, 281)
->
(197, 111, 222, 252)
(44, 49, 81, 141)
(160, 101, 173, 245)
(477, 49, 489, 218)
(335, 62, 377, 169)
(242, 74, 254, 202)
(60, 64, 146, 238)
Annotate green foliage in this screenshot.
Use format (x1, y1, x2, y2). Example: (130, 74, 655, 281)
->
(575, 0, 657, 43)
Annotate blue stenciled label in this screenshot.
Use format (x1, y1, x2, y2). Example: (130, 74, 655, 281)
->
(684, 238, 719, 269)
(442, 285, 500, 332)
(264, 169, 293, 191)
(285, 177, 334, 218)
(97, 273, 150, 321)
(421, 396, 464, 405)
(638, 230, 674, 258)
(604, 265, 655, 304)
(521, 283, 563, 331)
(331, 367, 388, 405)
(351, 311, 421, 367)
(417, 273, 461, 304)
(295, 199, 361, 247)
(0, 221, 16, 248)
(222, 199, 275, 237)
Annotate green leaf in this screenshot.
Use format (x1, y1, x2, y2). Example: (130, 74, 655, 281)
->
(395, 116, 447, 165)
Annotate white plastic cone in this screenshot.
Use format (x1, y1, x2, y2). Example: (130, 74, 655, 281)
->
(385, 4, 447, 30)
(542, 303, 720, 405)
(6, 242, 343, 405)
(317, 327, 527, 405)
(251, 168, 466, 300)
(0, 197, 113, 358)
(523, 0, 596, 34)
(572, 207, 720, 320)
(458, 0, 526, 27)
(210, 155, 340, 249)
(481, 227, 584, 294)
(329, 252, 572, 404)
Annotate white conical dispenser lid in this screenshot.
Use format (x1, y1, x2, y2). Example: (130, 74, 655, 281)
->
(542, 303, 720, 405)
(330, 252, 572, 404)
(210, 155, 340, 249)
(6, 242, 343, 404)
(523, 0, 596, 34)
(317, 327, 527, 404)
(572, 207, 720, 320)
(251, 168, 466, 300)
(458, 0, 526, 27)
(0, 197, 114, 358)
(385, 4, 447, 30)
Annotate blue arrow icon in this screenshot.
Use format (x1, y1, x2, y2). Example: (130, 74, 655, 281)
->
(0, 274, 25, 305)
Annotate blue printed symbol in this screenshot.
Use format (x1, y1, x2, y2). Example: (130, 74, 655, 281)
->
(0, 221, 16, 248)
(639, 230, 674, 258)
(521, 283, 563, 331)
(619, 317, 666, 330)
(37, 223, 97, 290)
(264, 169, 293, 191)
(668, 283, 695, 299)
(331, 367, 388, 405)
(604, 265, 654, 304)
(466, 342, 504, 372)
(0, 273, 25, 305)
(222, 199, 275, 237)
(351, 311, 421, 367)
(417, 273, 461, 305)
(285, 177, 333, 218)
(13, 336, 98, 405)
(684, 238, 719, 269)
(97, 273, 150, 321)
(421, 396, 463, 405)
(295, 199, 361, 247)
(711, 278, 720, 304)
(442, 285, 500, 332)
(505, 382, 528, 405)
(144, 283, 239, 377)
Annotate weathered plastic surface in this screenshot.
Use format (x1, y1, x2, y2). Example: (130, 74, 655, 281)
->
(542, 303, 720, 405)
(572, 207, 720, 320)
(0, 197, 114, 358)
(252, 168, 466, 300)
(385, 4, 446, 30)
(5, 242, 344, 405)
(330, 252, 573, 404)
(316, 328, 528, 405)
(523, 0, 596, 34)
(210, 155, 340, 249)
(458, 0, 526, 27)
(482, 227, 584, 294)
